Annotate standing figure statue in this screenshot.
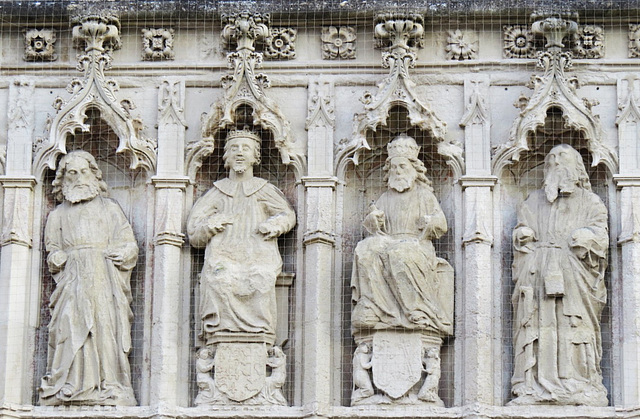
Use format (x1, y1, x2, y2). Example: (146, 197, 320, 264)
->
(188, 129, 295, 405)
(510, 144, 609, 406)
(350, 134, 454, 406)
(40, 150, 138, 406)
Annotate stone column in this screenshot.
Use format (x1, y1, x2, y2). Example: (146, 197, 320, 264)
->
(300, 79, 336, 413)
(148, 79, 190, 407)
(458, 79, 497, 406)
(0, 79, 36, 406)
(613, 75, 640, 407)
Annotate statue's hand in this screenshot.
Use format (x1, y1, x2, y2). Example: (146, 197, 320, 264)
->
(570, 228, 596, 259)
(513, 226, 536, 252)
(363, 204, 386, 235)
(258, 222, 280, 240)
(208, 214, 233, 234)
(47, 250, 68, 274)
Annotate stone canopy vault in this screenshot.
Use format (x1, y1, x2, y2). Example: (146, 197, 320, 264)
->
(2, 1, 640, 419)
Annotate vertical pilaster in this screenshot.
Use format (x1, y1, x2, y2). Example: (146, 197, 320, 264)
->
(301, 79, 336, 413)
(458, 78, 497, 406)
(148, 79, 190, 407)
(613, 75, 640, 407)
(0, 79, 36, 406)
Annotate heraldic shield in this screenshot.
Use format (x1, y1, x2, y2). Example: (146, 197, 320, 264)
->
(372, 331, 423, 399)
(214, 343, 267, 402)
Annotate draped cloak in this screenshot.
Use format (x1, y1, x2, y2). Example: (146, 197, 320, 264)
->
(351, 184, 454, 336)
(187, 177, 296, 342)
(40, 196, 138, 405)
(511, 188, 609, 406)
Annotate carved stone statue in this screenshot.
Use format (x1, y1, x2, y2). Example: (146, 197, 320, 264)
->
(40, 150, 138, 406)
(510, 144, 609, 406)
(187, 129, 295, 405)
(350, 134, 454, 406)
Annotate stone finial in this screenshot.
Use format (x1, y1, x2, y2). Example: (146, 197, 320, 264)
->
(72, 14, 122, 54)
(221, 11, 270, 52)
(531, 13, 578, 50)
(374, 12, 424, 53)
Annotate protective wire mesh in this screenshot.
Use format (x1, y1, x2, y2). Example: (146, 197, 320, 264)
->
(0, 0, 629, 411)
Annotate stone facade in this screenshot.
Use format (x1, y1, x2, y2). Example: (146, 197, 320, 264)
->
(0, 1, 639, 418)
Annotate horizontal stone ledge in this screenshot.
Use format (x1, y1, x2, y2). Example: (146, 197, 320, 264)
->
(6, 404, 628, 419)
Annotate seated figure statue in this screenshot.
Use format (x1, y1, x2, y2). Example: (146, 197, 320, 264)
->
(187, 129, 295, 405)
(351, 134, 453, 406)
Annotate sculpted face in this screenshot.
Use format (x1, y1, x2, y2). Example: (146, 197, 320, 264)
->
(62, 156, 101, 203)
(543, 145, 581, 202)
(387, 156, 418, 192)
(225, 137, 258, 174)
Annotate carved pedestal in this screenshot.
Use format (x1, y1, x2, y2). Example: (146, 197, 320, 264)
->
(352, 330, 444, 407)
(195, 334, 287, 406)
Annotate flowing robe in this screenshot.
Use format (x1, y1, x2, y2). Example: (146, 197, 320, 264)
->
(40, 196, 138, 406)
(187, 177, 295, 342)
(351, 184, 454, 336)
(511, 188, 609, 406)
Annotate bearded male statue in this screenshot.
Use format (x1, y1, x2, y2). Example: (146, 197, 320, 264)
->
(510, 144, 609, 406)
(350, 134, 453, 406)
(187, 129, 295, 405)
(40, 150, 138, 406)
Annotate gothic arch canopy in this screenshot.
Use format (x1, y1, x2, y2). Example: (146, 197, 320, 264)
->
(33, 14, 156, 179)
(337, 13, 463, 179)
(493, 16, 618, 178)
(186, 12, 305, 181)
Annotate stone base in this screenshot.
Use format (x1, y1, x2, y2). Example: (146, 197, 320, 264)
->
(352, 330, 444, 407)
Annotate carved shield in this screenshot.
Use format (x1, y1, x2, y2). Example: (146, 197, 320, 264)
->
(214, 342, 266, 402)
(372, 331, 422, 399)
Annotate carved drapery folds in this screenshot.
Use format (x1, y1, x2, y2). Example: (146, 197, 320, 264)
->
(33, 14, 156, 177)
(188, 11, 304, 180)
(339, 12, 463, 177)
(494, 13, 617, 178)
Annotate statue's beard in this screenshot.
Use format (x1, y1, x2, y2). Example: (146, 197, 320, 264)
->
(543, 165, 579, 203)
(63, 180, 101, 203)
(388, 171, 417, 192)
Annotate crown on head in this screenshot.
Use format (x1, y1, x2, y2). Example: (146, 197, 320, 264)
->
(387, 134, 420, 160)
(226, 128, 261, 144)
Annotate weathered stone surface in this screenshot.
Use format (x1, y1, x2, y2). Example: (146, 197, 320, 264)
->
(40, 151, 138, 406)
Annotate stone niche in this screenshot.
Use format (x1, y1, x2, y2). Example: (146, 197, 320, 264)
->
(0, 1, 637, 419)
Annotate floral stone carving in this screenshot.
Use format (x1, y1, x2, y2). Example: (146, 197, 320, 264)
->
(350, 135, 454, 406)
(141, 28, 175, 60)
(40, 151, 138, 406)
(264, 27, 296, 60)
(24, 28, 57, 61)
(188, 129, 295, 405)
(321, 26, 356, 59)
(574, 25, 604, 59)
(445, 29, 477, 60)
(503, 24, 538, 59)
(509, 145, 609, 406)
(629, 24, 640, 58)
